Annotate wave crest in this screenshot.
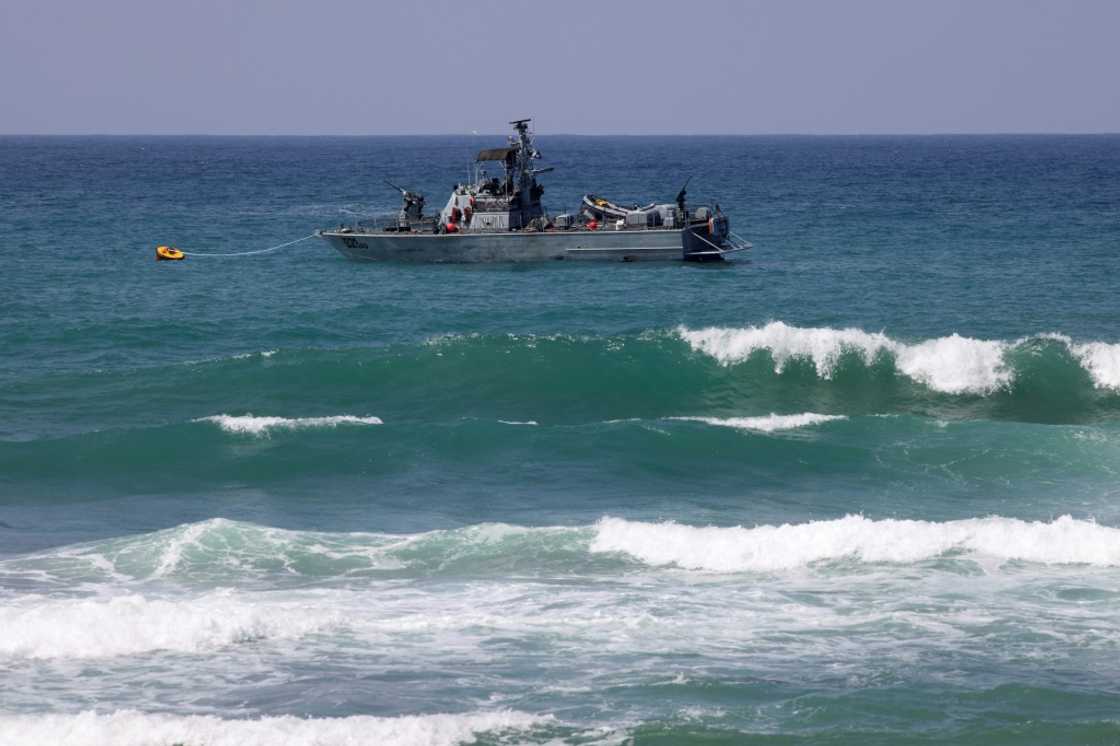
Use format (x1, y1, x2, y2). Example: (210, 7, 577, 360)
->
(1069, 340, 1120, 389)
(8, 512, 1120, 599)
(197, 414, 383, 436)
(678, 322, 1012, 394)
(678, 322, 1120, 395)
(669, 413, 846, 432)
(591, 515, 1120, 572)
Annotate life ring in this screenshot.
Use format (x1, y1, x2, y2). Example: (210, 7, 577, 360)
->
(156, 245, 185, 261)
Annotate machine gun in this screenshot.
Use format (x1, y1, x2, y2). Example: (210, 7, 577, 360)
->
(675, 176, 692, 213)
(385, 180, 426, 227)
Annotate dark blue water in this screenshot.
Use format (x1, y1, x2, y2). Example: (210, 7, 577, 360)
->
(2, 135, 1119, 745)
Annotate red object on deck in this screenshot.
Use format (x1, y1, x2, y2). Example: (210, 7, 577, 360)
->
(446, 222, 459, 233)
(587, 219, 599, 231)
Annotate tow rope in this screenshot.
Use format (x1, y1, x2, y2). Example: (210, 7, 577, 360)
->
(156, 233, 318, 260)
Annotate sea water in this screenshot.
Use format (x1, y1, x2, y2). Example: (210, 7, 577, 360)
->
(1, 135, 1119, 744)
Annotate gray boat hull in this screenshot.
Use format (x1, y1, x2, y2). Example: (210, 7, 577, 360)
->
(319, 228, 691, 263)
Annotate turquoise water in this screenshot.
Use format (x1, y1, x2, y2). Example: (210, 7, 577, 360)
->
(1, 135, 1119, 744)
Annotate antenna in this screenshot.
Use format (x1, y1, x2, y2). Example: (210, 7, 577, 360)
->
(469, 127, 479, 187)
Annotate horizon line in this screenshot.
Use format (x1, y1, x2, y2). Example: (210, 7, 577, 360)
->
(3, 131, 1120, 138)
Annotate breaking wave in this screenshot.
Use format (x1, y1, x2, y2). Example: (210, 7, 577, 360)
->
(0, 709, 548, 746)
(669, 412, 846, 432)
(197, 414, 383, 435)
(5, 513, 1120, 596)
(12, 324, 1120, 445)
(1058, 337, 1120, 389)
(4, 515, 1120, 661)
(0, 518, 589, 591)
(678, 321, 1120, 394)
(591, 514, 1120, 572)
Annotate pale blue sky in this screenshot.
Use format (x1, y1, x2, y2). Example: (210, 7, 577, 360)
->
(2, 0, 1118, 134)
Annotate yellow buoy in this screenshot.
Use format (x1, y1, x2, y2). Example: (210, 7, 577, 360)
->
(156, 245, 185, 261)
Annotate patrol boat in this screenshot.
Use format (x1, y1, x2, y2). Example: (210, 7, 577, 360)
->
(318, 119, 751, 263)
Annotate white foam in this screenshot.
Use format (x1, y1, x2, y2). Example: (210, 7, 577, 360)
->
(678, 322, 1011, 394)
(1035, 333, 1120, 390)
(1070, 341, 1120, 389)
(423, 332, 478, 347)
(230, 349, 277, 360)
(498, 419, 539, 426)
(151, 520, 208, 577)
(670, 413, 845, 432)
(198, 414, 383, 436)
(893, 334, 1009, 394)
(591, 514, 1120, 572)
(0, 709, 547, 746)
(0, 591, 342, 659)
(679, 321, 891, 373)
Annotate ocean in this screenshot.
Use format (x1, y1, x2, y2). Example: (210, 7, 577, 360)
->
(1, 134, 1119, 744)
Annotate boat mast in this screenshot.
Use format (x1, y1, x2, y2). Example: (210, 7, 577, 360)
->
(508, 118, 547, 226)
(509, 118, 534, 199)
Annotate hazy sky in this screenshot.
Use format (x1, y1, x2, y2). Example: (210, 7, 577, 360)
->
(2, 0, 1118, 134)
